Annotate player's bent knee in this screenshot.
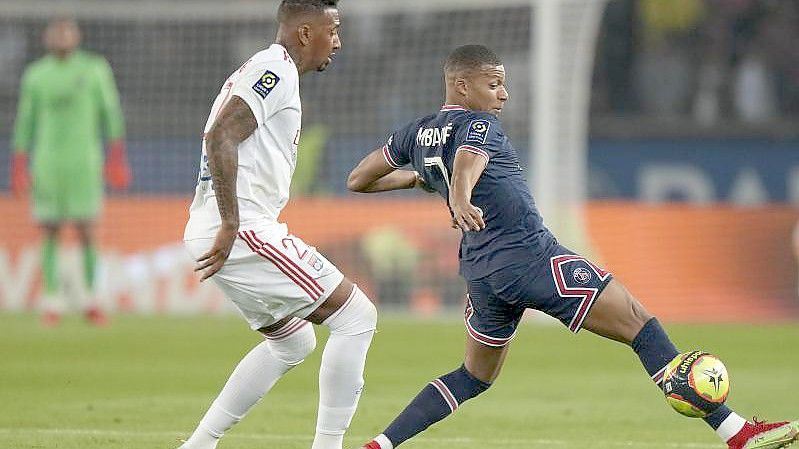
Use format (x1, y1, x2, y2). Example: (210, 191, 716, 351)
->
(266, 320, 317, 366)
(323, 286, 377, 336)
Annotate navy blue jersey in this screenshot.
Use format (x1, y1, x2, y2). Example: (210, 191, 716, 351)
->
(383, 105, 557, 280)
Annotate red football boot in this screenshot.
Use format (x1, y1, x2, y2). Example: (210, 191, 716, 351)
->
(84, 306, 109, 327)
(727, 418, 799, 449)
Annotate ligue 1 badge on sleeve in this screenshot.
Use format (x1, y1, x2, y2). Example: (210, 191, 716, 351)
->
(466, 119, 490, 144)
(252, 70, 280, 99)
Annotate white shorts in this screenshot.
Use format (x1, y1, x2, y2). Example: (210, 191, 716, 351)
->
(185, 223, 345, 330)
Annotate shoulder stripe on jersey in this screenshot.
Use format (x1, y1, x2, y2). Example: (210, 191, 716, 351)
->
(382, 144, 403, 169)
(440, 105, 468, 112)
(456, 145, 490, 163)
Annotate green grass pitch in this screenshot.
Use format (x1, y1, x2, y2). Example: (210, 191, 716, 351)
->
(0, 313, 797, 449)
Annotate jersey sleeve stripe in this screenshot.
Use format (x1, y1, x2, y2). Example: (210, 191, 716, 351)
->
(210, 86, 235, 128)
(382, 144, 403, 169)
(456, 145, 490, 162)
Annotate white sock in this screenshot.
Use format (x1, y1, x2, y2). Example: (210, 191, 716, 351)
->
(373, 434, 394, 449)
(311, 287, 377, 449)
(181, 341, 292, 449)
(717, 413, 747, 442)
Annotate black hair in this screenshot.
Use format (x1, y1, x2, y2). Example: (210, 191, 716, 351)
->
(278, 0, 338, 22)
(444, 44, 502, 75)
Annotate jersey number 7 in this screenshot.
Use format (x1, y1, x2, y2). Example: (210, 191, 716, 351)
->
(423, 156, 451, 194)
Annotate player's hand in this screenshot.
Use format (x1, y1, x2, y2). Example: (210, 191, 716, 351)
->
(195, 224, 238, 281)
(104, 139, 131, 191)
(449, 198, 485, 232)
(10, 153, 30, 196)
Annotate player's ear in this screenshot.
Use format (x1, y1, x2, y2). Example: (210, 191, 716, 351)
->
(454, 77, 469, 97)
(297, 23, 312, 46)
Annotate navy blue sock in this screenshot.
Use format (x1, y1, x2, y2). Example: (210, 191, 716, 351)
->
(631, 317, 680, 387)
(631, 317, 733, 430)
(703, 405, 734, 430)
(383, 365, 491, 447)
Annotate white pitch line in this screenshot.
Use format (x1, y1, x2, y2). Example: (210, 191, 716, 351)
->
(0, 427, 719, 448)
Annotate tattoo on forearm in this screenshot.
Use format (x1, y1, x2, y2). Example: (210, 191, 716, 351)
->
(206, 96, 257, 227)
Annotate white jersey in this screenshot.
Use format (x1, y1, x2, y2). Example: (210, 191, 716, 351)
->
(185, 44, 301, 240)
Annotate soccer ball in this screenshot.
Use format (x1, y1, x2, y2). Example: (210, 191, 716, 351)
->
(661, 351, 730, 418)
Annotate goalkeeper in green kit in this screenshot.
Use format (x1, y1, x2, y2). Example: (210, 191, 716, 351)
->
(10, 18, 130, 326)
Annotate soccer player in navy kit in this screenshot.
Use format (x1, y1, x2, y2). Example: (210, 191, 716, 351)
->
(347, 45, 798, 449)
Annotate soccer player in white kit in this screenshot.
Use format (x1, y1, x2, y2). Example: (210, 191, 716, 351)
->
(180, 2, 377, 449)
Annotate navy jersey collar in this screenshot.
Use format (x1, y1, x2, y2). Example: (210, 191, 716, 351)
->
(440, 104, 468, 112)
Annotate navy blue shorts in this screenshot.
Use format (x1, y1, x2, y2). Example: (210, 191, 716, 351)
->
(464, 244, 613, 347)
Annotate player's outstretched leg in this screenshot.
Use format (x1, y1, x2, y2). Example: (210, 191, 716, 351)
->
(310, 284, 377, 449)
(583, 279, 798, 449)
(361, 336, 504, 449)
(178, 317, 316, 449)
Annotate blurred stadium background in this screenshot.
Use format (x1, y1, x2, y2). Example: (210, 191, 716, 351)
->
(2, 2, 799, 449)
(0, 0, 798, 322)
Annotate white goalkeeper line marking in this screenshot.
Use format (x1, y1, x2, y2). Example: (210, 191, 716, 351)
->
(0, 427, 719, 448)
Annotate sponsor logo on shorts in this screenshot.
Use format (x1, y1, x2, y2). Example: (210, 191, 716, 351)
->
(572, 267, 592, 284)
(307, 254, 324, 272)
(550, 255, 612, 333)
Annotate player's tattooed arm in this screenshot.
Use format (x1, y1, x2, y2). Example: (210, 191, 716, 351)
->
(195, 95, 257, 281)
(205, 95, 256, 228)
(449, 150, 487, 232)
(347, 147, 418, 193)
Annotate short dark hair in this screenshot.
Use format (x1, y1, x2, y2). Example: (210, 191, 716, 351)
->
(444, 44, 502, 76)
(278, 0, 338, 22)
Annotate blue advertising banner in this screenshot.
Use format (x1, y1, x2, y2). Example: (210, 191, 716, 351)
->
(589, 139, 799, 204)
